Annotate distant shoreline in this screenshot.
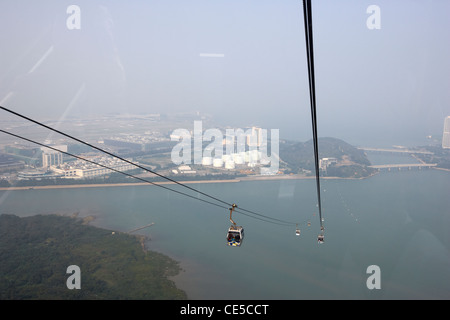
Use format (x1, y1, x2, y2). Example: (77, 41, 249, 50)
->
(0, 178, 241, 191)
(0, 174, 374, 191)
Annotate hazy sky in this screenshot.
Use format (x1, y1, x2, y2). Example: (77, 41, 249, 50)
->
(1, 0, 449, 146)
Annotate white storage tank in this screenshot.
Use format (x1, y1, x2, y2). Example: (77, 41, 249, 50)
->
(238, 152, 248, 163)
(202, 156, 213, 166)
(234, 155, 244, 165)
(225, 160, 235, 169)
(249, 150, 260, 163)
(213, 158, 224, 167)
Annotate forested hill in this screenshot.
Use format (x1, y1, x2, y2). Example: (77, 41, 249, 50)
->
(280, 137, 376, 178)
(0, 214, 187, 300)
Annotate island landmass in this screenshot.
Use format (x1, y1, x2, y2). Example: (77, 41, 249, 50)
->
(0, 213, 187, 300)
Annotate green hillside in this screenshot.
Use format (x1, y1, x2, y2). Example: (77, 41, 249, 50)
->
(0, 214, 187, 300)
(280, 137, 376, 178)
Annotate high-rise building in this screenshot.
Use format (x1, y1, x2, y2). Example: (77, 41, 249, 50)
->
(41, 145, 67, 168)
(247, 127, 263, 147)
(443, 116, 450, 149)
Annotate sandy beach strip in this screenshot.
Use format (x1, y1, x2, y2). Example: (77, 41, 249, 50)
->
(0, 179, 241, 191)
(0, 174, 312, 191)
(0, 173, 373, 192)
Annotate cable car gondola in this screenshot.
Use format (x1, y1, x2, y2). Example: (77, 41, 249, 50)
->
(227, 225, 244, 247)
(295, 224, 301, 236)
(318, 234, 324, 244)
(227, 204, 244, 247)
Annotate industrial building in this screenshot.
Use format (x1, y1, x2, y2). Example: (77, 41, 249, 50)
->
(51, 158, 136, 179)
(0, 153, 24, 172)
(319, 157, 338, 171)
(3, 145, 42, 166)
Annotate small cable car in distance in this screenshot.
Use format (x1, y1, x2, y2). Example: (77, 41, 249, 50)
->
(295, 224, 301, 236)
(227, 204, 244, 247)
(318, 233, 324, 244)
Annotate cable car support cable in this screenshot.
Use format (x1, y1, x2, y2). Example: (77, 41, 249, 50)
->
(302, 0, 324, 240)
(0, 106, 232, 208)
(1, 1, 324, 240)
(0, 125, 298, 227)
(0, 129, 229, 211)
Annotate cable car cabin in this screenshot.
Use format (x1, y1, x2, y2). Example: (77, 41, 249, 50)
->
(295, 228, 301, 236)
(227, 226, 244, 247)
(318, 234, 324, 244)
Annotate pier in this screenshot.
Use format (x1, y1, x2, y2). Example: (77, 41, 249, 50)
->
(128, 223, 155, 233)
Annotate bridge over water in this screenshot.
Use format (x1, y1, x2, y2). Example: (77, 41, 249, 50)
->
(357, 147, 433, 155)
(359, 147, 437, 171)
(369, 163, 437, 170)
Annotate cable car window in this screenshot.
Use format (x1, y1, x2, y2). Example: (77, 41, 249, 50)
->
(0, 0, 449, 303)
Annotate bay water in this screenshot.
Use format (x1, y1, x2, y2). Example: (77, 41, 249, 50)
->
(1, 157, 449, 299)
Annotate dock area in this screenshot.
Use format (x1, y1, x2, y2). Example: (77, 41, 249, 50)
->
(128, 223, 155, 233)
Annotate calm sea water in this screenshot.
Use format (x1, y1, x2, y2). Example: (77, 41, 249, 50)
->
(1, 158, 449, 299)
